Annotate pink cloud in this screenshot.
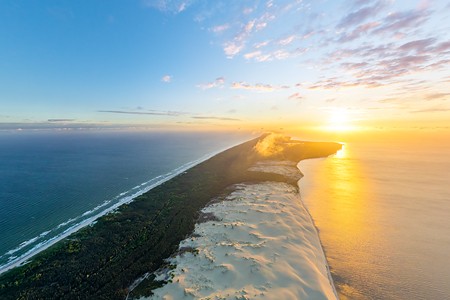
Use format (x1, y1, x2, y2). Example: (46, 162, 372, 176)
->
(231, 81, 289, 92)
(373, 10, 430, 36)
(197, 77, 225, 90)
(288, 92, 303, 100)
(338, 0, 385, 28)
(244, 51, 262, 60)
(398, 38, 436, 54)
(278, 35, 296, 46)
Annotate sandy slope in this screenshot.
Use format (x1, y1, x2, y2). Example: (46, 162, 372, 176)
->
(144, 161, 337, 300)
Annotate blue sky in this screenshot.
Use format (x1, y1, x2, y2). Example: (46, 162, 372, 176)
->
(1, 0, 450, 132)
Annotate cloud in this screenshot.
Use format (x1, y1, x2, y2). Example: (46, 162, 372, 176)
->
(191, 116, 241, 121)
(307, 78, 364, 90)
(337, 21, 380, 42)
(372, 9, 430, 36)
(424, 93, 450, 100)
(433, 41, 450, 53)
(161, 75, 172, 83)
(98, 109, 242, 122)
(410, 107, 450, 113)
(231, 81, 289, 92)
(244, 51, 262, 60)
(254, 41, 270, 49)
(98, 110, 184, 116)
(211, 24, 230, 33)
(278, 35, 296, 46)
(196, 77, 225, 90)
(223, 19, 257, 58)
(243, 47, 308, 62)
(143, 0, 193, 13)
(338, 0, 385, 28)
(47, 119, 76, 122)
(398, 38, 436, 54)
(288, 92, 303, 100)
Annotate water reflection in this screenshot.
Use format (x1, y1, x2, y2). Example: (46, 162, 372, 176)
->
(333, 145, 346, 159)
(299, 141, 450, 300)
(299, 144, 379, 300)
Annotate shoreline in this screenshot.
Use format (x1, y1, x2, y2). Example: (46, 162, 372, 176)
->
(0, 141, 246, 275)
(296, 160, 338, 298)
(0, 134, 342, 299)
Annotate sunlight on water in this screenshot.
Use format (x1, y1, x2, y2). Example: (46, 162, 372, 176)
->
(299, 141, 450, 300)
(300, 145, 378, 299)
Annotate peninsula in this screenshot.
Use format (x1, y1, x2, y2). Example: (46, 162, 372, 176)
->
(0, 134, 341, 299)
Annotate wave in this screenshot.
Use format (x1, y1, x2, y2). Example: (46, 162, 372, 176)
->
(0, 144, 237, 275)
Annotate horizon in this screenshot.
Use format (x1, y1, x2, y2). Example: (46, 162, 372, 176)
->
(1, 0, 450, 137)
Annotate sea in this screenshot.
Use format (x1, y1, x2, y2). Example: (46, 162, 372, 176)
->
(0, 130, 250, 273)
(298, 137, 450, 300)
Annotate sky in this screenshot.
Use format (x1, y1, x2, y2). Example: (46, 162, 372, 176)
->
(1, 0, 450, 135)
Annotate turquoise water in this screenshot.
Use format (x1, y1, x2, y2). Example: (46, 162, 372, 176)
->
(299, 141, 450, 300)
(0, 130, 249, 272)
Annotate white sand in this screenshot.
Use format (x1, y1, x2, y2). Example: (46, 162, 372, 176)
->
(248, 160, 303, 181)
(141, 161, 337, 300)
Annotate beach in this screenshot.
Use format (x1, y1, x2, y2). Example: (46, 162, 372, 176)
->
(141, 161, 337, 299)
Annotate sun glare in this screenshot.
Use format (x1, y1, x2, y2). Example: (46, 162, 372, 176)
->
(324, 109, 356, 132)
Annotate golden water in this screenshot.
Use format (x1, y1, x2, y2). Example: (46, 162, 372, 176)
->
(299, 141, 450, 299)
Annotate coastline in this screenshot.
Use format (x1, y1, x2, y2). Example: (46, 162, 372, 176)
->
(296, 161, 338, 299)
(0, 134, 341, 299)
(0, 141, 246, 276)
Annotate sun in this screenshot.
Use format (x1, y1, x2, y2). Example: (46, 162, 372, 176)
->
(324, 109, 356, 132)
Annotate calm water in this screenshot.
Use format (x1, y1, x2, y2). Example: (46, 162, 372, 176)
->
(299, 141, 450, 300)
(0, 130, 249, 272)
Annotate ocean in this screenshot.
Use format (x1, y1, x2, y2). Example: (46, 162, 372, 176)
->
(299, 139, 450, 300)
(0, 130, 250, 273)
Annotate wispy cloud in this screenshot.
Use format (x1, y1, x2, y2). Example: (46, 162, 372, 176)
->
(98, 109, 241, 123)
(211, 24, 230, 33)
(196, 77, 225, 90)
(143, 0, 193, 13)
(278, 35, 296, 46)
(410, 107, 450, 113)
(191, 116, 241, 121)
(424, 93, 450, 100)
(337, 21, 380, 42)
(98, 110, 184, 116)
(338, 0, 385, 28)
(47, 119, 76, 122)
(288, 92, 303, 100)
(398, 38, 436, 54)
(145, 0, 450, 121)
(372, 9, 430, 36)
(231, 81, 289, 92)
(223, 19, 257, 58)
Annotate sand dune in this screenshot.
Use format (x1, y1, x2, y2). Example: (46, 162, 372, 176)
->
(144, 161, 337, 300)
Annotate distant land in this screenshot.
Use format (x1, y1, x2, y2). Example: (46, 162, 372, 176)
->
(0, 134, 341, 299)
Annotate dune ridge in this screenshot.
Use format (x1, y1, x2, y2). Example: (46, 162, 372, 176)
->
(145, 160, 337, 300)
